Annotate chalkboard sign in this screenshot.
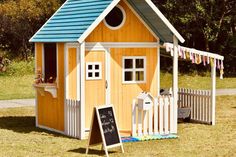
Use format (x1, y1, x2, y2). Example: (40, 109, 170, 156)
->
(86, 105, 124, 157)
(98, 107, 120, 146)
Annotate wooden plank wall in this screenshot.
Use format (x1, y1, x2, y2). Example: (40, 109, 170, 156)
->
(85, 0, 156, 42)
(110, 48, 157, 131)
(68, 48, 77, 100)
(35, 43, 64, 131)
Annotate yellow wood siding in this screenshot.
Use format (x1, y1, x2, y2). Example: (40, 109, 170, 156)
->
(35, 43, 64, 131)
(68, 48, 77, 100)
(85, 51, 106, 129)
(110, 48, 158, 131)
(85, 1, 156, 42)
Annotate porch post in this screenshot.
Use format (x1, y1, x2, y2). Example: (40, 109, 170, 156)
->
(173, 35, 178, 133)
(79, 41, 85, 139)
(157, 40, 160, 96)
(211, 59, 216, 125)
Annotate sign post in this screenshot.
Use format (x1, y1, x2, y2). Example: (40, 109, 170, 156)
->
(86, 105, 124, 157)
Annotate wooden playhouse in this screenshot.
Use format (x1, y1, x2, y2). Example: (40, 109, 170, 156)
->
(30, 0, 224, 139)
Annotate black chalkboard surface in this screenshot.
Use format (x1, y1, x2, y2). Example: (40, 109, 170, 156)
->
(86, 105, 124, 157)
(98, 107, 120, 146)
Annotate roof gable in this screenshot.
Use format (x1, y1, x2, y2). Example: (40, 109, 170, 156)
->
(30, 0, 185, 43)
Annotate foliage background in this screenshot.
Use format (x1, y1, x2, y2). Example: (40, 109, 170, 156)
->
(0, 0, 235, 76)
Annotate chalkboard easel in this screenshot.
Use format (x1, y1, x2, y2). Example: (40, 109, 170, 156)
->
(86, 105, 124, 157)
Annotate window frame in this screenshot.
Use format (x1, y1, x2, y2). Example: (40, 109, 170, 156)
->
(122, 56, 146, 84)
(103, 5, 126, 30)
(86, 62, 102, 80)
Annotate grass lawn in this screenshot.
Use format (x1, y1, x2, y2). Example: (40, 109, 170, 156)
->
(0, 74, 35, 100)
(161, 72, 236, 89)
(0, 96, 235, 157)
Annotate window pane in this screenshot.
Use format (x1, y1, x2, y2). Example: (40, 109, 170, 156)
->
(135, 71, 144, 81)
(88, 65, 93, 70)
(136, 59, 144, 68)
(88, 72, 93, 77)
(95, 72, 99, 77)
(95, 64, 99, 70)
(125, 71, 133, 81)
(125, 59, 133, 69)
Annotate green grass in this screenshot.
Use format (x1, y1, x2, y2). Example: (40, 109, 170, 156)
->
(0, 60, 35, 100)
(0, 74, 35, 100)
(161, 72, 236, 89)
(0, 96, 235, 157)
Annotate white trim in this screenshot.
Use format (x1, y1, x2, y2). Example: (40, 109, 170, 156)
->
(42, 44, 45, 78)
(163, 43, 224, 60)
(145, 0, 185, 43)
(86, 42, 159, 50)
(79, 42, 86, 139)
(211, 59, 216, 125)
(66, 42, 159, 50)
(29, 0, 69, 42)
(172, 35, 178, 133)
(37, 124, 65, 135)
(103, 5, 126, 30)
(86, 62, 102, 80)
(34, 43, 38, 127)
(122, 56, 146, 84)
(78, 0, 121, 43)
(124, 0, 159, 40)
(105, 48, 111, 105)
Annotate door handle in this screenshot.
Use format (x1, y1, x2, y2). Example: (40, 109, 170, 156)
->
(106, 80, 108, 89)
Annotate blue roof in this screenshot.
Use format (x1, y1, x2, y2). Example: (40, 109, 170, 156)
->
(30, 0, 114, 42)
(30, 0, 184, 43)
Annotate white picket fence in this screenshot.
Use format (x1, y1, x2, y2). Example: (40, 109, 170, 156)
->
(132, 96, 177, 137)
(65, 99, 81, 138)
(178, 88, 212, 124)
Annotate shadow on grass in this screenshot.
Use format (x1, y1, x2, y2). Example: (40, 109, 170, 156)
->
(68, 147, 116, 156)
(0, 116, 67, 137)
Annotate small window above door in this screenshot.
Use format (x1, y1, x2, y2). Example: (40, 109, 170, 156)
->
(86, 62, 102, 80)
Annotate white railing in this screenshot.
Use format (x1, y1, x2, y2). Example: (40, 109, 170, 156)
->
(65, 99, 81, 138)
(178, 88, 212, 124)
(132, 96, 177, 137)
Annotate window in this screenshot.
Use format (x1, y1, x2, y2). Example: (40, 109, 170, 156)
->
(86, 62, 102, 80)
(123, 57, 146, 83)
(104, 5, 126, 30)
(44, 43, 57, 83)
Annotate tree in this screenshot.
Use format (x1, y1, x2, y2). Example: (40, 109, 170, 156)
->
(0, 0, 61, 60)
(153, 0, 236, 76)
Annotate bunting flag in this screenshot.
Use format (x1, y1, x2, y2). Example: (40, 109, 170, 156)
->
(163, 43, 224, 79)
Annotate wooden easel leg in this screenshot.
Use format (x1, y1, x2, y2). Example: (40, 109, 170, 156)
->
(120, 145, 124, 153)
(105, 149, 109, 157)
(86, 147, 89, 154)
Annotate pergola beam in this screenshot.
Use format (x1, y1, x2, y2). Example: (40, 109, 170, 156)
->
(211, 59, 216, 125)
(173, 35, 178, 133)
